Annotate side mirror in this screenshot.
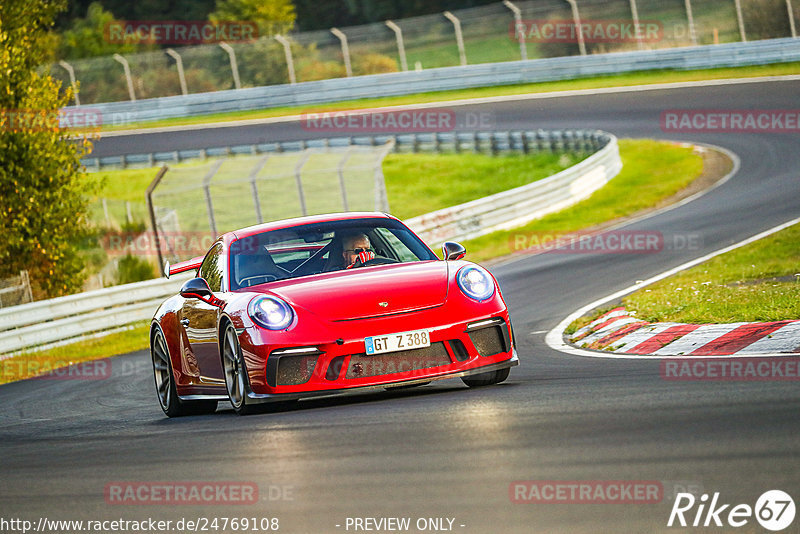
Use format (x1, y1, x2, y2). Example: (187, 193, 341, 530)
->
(180, 277, 212, 299)
(442, 241, 466, 261)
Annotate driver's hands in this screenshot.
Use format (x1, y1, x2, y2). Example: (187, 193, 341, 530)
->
(346, 250, 376, 269)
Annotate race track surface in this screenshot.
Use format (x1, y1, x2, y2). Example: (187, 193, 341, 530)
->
(2, 79, 799, 533)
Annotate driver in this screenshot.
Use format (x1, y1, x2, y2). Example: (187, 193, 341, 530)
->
(343, 233, 376, 269)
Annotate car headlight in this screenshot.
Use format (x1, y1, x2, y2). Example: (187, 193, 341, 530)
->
(456, 265, 495, 301)
(248, 296, 294, 330)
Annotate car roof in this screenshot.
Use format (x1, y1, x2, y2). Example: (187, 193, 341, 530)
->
(223, 212, 398, 243)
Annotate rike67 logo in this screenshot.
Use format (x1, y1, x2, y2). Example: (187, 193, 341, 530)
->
(668, 490, 795, 531)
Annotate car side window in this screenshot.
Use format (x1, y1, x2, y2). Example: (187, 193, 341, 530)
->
(374, 227, 418, 262)
(198, 242, 224, 292)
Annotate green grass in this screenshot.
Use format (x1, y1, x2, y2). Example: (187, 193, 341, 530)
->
(383, 152, 584, 220)
(622, 222, 800, 323)
(461, 139, 706, 263)
(95, 62, 800, 132)
(1, 322, 150, 385)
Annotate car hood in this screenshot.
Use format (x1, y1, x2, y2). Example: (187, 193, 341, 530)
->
(259, 261, 449, 321)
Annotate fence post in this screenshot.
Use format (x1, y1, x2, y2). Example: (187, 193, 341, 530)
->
(203, 160, 224, 237)
(734, 0, 747, 42)
(627, 0, 645, 50)
(684, 0, 699, 45)
(337, 149, 352, 211)
(57, 60, 80, 106)
(145, 165, 170, 273)
(248, 156, 269, 223)
(443, 12, 467, 66)
(165, 48, 188, 96)
(331, 28, 353, 77)
(564, 0, 587, 56)
(787, 0, 797, 38)
(503, 1, 528, 60)
(385, 20, 409, 71)
(219, 42, 242, 90)
(374, 140, 394, 212)
(294, 152, 311, 215)
(112, 54, 136, 102)
(274, 35, 297, 84)
(21, 271, 33, 304)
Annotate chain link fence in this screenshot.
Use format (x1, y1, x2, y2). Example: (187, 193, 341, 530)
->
(46, 0, 799, 106)
(144, 143, 393, 265)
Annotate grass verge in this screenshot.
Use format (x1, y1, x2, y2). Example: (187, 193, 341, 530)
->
(1, 322, 150, 385)
(622, 222, 800, 324)
(462, 139, 709, 263)
(96, 62, 800, 132)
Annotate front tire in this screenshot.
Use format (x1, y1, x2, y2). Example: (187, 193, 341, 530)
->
(461, 367, 510, 388)
(151, 327, 218, 417)
(221, 324, 260, 415)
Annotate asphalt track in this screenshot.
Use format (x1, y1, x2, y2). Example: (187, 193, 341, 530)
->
(1, 80, 799, 533)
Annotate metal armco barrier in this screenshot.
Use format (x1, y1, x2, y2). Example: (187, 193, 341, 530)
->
(68, 38, 800, 126)
(0, 274, 191, 356)
(5, 130, 619, 355)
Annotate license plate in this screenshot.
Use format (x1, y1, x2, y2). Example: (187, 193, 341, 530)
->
(365, 329, 431, 355)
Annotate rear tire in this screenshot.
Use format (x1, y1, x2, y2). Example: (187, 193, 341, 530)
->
(461, 367, 510, 388)
(151, 327, 218, 417)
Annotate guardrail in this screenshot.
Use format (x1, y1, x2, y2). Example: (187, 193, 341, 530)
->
(83, 129, 606, 170)
(70, 38, 800, 126)
(4, 129, 619, 356)
(0, 274, 191, 356)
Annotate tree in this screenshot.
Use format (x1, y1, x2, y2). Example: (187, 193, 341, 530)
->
(58, 2, 138, 60)
(209, 0, 296, 38)
(0, 0, 95, 298)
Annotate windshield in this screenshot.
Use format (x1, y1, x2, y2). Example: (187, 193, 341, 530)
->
(228, 218, 437, 290)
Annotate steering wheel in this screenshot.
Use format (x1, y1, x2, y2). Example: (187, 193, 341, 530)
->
(238, 274, 278, 287)
(351, 256, 400, 268)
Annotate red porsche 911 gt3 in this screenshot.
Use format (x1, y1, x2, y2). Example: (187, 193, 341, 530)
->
(150, 212, 518, 416)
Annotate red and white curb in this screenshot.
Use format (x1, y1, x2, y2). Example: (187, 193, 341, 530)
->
(571, 307, 800, 356)
(545, 215, 800, 359)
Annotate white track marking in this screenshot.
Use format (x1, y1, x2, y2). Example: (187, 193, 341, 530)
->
(490, 142, 741, 270)
(545, 216, 800, 360)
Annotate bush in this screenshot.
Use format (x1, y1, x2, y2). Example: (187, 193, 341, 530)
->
(353, 53, 398, 75)
(116, 254, 155, 285)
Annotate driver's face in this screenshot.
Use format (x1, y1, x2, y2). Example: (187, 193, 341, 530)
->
(343, 236, 370, 266)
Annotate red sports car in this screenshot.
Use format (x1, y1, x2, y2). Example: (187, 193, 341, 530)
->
(150, 212, 518, 416)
